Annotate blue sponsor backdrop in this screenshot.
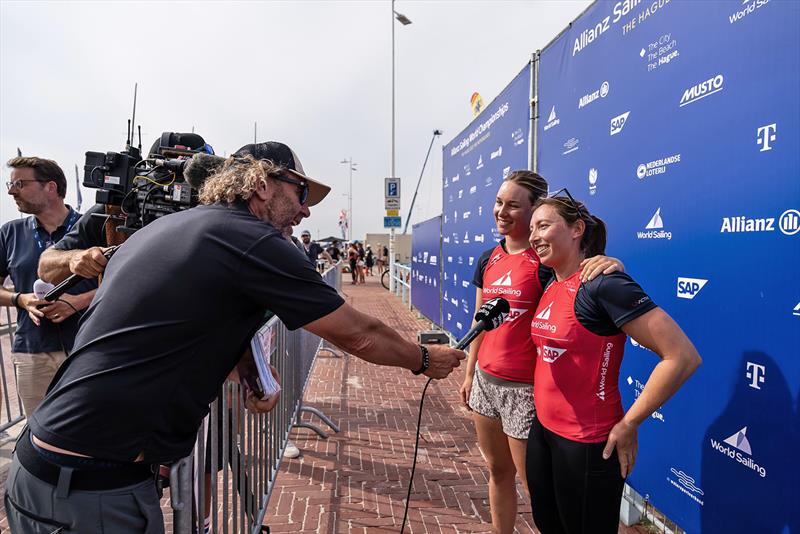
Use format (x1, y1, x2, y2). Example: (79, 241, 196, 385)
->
(411, 215, 442, 326)
(441, 64, 531, 339)
(537, 1, 799, 531)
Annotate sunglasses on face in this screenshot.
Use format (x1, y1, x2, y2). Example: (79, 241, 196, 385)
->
(270, 173, 309, 205)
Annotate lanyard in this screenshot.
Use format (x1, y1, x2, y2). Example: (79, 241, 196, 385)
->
(31, 210, 80, 252)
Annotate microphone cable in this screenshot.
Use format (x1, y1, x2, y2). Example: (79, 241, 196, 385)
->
(400, 376, 433, 533)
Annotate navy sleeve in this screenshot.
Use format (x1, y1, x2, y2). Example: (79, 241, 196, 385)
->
(0, 225, 9, 279)
(53, 204, 106, 250)
(237, 235, 344, 331)
(575, 272, 658, 336)
(538, 263, 554, 289)
(472, 247, 494, 288)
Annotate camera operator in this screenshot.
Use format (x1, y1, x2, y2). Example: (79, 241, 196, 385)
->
(0, 157, 97, 416)
(6, 141, 465, 533)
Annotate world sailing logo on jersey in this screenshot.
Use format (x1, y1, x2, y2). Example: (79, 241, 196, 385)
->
(535, 302, 553, 320)
(490, 270, 513, 286)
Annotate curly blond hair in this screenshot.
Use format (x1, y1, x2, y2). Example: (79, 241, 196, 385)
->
(198, 155, 282, 205)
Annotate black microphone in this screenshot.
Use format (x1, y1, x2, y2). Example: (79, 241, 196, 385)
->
(43, 246, 118, 302)
(454, 297, 510, 350)
(183, 152, 226, 189)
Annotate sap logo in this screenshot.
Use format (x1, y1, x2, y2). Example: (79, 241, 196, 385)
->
(757, 123, 776, 152)
(680, 74, 724, 107)
(540, 345, 567, 363)
(506, 307, 527, 322)
(544, 106, 561, 131)
(610, 111, 630, 136)
(452, 173, 460, 182)
(677, 277, 708, 299)
(588, 167, 598, 196)
(502, 166, 511, 178)
(490, 146, 503, 159)
(461, 280, 470, 288)
(469, 185, 477, 194)
(474, 234, 485, 243)
(463, 211, 471, 219)
(746, 361, 765, 390)
(456, 321, 463, 330)
(710, 426, 767, 478)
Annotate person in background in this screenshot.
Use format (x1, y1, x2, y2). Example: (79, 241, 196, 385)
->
(375, 242, 384, 272)
(0, 156, 97, 416)
(526, 190, 701, 534)
(461, 171, 623, 533)
(347, 242, 359, 285)
(299, 230, 332, 270)
(327, 240, 342, 263)
(356, 242, 366, 284)
(365, 245, 374, 276)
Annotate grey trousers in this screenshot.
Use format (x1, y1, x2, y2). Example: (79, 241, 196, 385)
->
(4, 454, 165, 534)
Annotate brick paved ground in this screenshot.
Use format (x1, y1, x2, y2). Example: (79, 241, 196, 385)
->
(0, 274, 648, 533)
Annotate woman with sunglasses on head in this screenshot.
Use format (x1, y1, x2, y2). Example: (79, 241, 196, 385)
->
(461, 172, 624, 534)
(526, 192, 701, 534)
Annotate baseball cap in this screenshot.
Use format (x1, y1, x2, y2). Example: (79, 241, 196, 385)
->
(234, 142, 331, 207)
(301, 230, 311, 237)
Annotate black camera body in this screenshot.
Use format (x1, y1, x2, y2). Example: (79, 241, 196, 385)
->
(82, 132, 210, 234)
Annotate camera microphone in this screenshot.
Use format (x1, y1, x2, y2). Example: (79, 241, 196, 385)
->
(454, 297, 510, 350)
(183, 152, 226, 189)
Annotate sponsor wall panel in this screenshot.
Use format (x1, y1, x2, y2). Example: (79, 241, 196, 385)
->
(537, 1, 799, 532)
(442, 64, 531, 339)
(411, 216, 442, 326)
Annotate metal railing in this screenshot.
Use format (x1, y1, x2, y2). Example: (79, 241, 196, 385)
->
(171, 262, 342, 533)
(0, 305, 25, 434)
(390, 262, 412, 308)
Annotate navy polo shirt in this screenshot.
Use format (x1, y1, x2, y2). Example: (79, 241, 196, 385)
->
(0, 207, 97, 353)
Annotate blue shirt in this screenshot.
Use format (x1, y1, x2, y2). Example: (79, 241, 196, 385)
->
(0, 207, 97, 353)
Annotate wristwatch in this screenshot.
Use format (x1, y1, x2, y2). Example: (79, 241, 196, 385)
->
(412, 345, 430, 375)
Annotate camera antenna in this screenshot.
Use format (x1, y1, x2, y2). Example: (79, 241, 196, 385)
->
(138, 125, 142, 152)
(128, 83, 138, 151)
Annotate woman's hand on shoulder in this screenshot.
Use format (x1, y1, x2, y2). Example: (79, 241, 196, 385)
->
(579, 255, 625, 283)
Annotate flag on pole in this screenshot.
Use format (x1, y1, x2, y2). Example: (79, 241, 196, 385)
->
(74, 164, 83, 211)
(338, 210, 348, 240)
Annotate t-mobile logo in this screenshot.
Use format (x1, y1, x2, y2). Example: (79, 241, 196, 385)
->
(746, 362, 765, 390)
(757, 123, 776, 152)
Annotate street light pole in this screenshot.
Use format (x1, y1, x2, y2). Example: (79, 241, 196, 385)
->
(391, 0, 411, 291)
(340, 158, 357, 241)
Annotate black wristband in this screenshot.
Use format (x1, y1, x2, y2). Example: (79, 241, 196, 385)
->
(10, 292, 21, 308)
(412, 345, 430, 375)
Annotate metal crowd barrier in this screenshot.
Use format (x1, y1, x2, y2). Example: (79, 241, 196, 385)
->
(0, 305, 25, 435)
(390, 262, 412, 308)
(172, 262, 342, 533)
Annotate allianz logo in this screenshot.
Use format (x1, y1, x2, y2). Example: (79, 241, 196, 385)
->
(637, 207, 672, 240)
(679, 74, 724, 107)
(729, 0, 772, 24)
(710, 426, 767, 478)
(578, 81, 609, 109)
(720, 209, 799, 236)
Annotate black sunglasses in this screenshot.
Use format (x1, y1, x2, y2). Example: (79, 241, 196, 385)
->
(547, 187, 596, 225)
(271, 173, 309, 205)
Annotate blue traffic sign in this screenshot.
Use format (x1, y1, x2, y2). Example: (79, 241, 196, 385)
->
(383, 216, 401, 228)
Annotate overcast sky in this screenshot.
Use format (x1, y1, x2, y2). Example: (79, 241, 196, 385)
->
(1, 0, 591, 238)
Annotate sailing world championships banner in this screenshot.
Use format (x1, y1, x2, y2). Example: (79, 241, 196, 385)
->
(536, 1, 799, 532)
(411, 215, 443, 326)
(441, 64, 531, 339)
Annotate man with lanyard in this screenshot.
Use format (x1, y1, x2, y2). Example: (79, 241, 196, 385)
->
(5, 142, 464, 532)
(299, 229, 332, 268)
(0, 156, 97, 416)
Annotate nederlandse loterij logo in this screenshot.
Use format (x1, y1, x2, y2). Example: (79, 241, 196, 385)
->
(677, 277, 708, 299)
(490, 270, 513, 287)
(710, 426, 767, 478)
(610, 111, 630, 135)
(540, 345, 567, 363)
(544, 106, 560, 131)
(636, 153, 681, 179)
(720, 209, 800, 236)
(535, 301, 553, 320)
(588, 167, 598, 196)
(757, 123, 777, 152)
(679, 74, 724, 107)
(637, 208, 672, 240)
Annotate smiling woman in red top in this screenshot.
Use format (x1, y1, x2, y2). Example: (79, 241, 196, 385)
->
(526, 190, 701, 534)
(460, 172, 624, 534)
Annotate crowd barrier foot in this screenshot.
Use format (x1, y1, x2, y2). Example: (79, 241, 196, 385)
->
(293, 404, 340, 439)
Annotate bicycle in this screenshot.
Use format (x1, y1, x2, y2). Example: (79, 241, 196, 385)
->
(381, 268, 390, 290)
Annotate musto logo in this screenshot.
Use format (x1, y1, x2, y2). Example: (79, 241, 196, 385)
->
(710, 426, 767, 478)
(679, 74, 724, 107)
(636, 153, 680, 179)
(677, 277, 708, 300)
